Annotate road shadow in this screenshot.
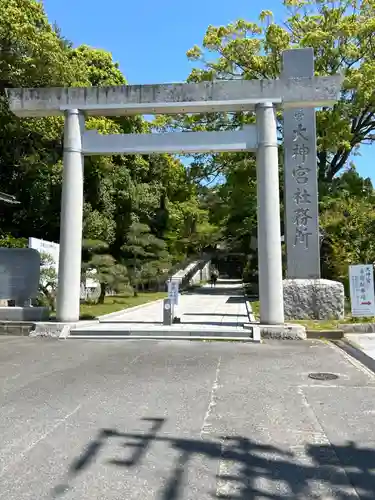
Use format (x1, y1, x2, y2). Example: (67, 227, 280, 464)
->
(185, 287, 243, 297)
(100, 321, 164, 325)
(183, 313, 248, 318)
(184, 280, 244, 297)
(226, 297, 246, 304)
(52, 418, 375, 499)
(212, 280, 243, 286)
(100, 320, 244, 327)
(180, 320, 242, 327)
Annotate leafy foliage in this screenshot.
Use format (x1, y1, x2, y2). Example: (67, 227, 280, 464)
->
(319, 169, 375, 290)
(0, 234, 27, 248)
(0, 0, 217, 303)
(186, 0, 375, 184)
(82, 240, 128, 304)
(122, 222, 170, 295)
(2, 0, 375, 302)
(37, 252, 58, 310)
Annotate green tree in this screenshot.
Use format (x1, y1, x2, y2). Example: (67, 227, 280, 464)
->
(208, 154, 258, 254)
(320, 166, 375, 200)
(320, 195, 375, 289)
(318, 168, 375, 285)
(37, 252, 58, 310)
(0, 0, 86, 239)
(0, 234, 27, 248)
(0, 0, 231, 291)
(82, 240, 128, 304)
(122, 221, 171, 295)
(69, 45, 127, 87)
(0, 0, 85, 90)
(186, 0, 375, 184)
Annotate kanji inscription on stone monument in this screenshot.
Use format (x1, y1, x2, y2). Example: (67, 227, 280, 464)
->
(283, 48, 320, 279)
(292, 109, 313, 249)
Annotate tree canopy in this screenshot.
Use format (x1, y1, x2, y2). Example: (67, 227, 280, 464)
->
(186, 0, 375, 183)
(0, 0, 218, 301)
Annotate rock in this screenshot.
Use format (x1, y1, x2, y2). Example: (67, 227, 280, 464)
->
(260, 324, 306, 340)
(30, 322, 72, 338)
(283, 279, 344, 320)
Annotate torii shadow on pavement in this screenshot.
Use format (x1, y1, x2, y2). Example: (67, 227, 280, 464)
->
(52, 417, 375, 499)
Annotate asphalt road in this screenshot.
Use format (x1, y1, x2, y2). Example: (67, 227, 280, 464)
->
(1, 337, 375, 499)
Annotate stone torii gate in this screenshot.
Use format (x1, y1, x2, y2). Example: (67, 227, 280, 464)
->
(6, 49, 342, 325)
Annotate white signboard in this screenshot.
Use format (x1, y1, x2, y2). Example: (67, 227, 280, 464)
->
(29, 237, 100, 296)
(86, 268, 99, 289)
(349, 264, 375, 317)
(28, 237, 59, 274)
(168, 279, 179, 305)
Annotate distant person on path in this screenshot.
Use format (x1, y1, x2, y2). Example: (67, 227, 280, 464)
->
(210, 268, 219, 288)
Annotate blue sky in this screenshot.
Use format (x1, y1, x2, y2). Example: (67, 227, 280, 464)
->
(43, 0, 374, 182)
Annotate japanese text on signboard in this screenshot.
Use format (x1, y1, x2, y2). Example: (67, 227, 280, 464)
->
(292, 110, 312, 249)
(349, 264, 375, 317)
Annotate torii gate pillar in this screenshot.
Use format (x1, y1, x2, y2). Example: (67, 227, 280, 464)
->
(56, 110, 85, 322)
(256, 103, 284, 324)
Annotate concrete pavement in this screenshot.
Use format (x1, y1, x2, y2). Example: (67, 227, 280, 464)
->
(100, 279, 248, 326)
(344, 333, 375, 362)
(71, 279, 253, 338)
(1, 337, 375, 498)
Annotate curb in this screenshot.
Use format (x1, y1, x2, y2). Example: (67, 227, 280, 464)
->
(331, 339, 375, 375)
(67, 335, 260, 342)
(340, 323, 375, 333)
(0, 321, 35, 336)
(306, 330, 344, 340)
(243, 322, 306, 340)
(243, 288, 257, 323)
(29, 320, 99, 339)
(59, 324, 71, 339)
(244, 300, 256, 322)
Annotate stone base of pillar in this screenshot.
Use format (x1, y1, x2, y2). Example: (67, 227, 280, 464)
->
(283, 279, 345, 320)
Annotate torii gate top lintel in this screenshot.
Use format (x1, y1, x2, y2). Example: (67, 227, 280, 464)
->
(6, 74, 342, 118)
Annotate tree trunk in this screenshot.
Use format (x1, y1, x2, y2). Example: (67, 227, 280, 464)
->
(98, 283, 106, 304)
(133, 264, 139, 296)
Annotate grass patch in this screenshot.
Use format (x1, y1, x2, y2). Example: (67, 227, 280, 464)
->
(250, 300, 260, 318)
(247, 300, 375, 331)
(79, 292, 167, 320)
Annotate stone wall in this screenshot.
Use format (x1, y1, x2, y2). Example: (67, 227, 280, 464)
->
(171, 258, 211, 289)
(188, 261, 211, 286)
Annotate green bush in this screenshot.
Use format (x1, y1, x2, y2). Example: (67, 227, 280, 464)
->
(0, 235, 27, 248)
